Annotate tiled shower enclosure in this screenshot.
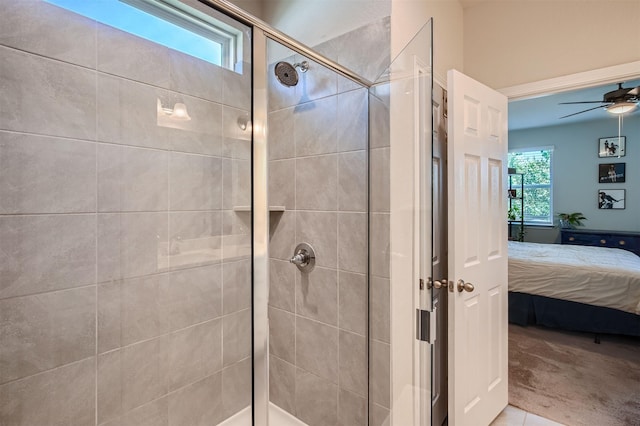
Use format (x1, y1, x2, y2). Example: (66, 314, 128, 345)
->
(0, 0, 392, 425)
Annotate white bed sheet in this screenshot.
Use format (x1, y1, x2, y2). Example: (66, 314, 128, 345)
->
(508, 241, 640, 315)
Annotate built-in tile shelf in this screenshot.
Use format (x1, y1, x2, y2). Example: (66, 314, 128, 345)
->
(233, 206, 286, 213)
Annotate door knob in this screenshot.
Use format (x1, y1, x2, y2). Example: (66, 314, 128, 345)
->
(457, 279, 474, 293)
(426, 278, 447, 290)
(433, 279, 447, 289)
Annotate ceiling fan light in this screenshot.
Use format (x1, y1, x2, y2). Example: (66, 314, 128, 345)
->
(606, 102, 637, 115)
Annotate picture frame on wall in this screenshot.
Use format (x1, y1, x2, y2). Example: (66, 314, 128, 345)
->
(598, 163, 626, 183)
(598, 136, 625, 158)
(598, 189, 625, 209)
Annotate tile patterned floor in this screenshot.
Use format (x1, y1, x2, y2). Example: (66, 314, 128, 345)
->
(490, 405, 565, 426)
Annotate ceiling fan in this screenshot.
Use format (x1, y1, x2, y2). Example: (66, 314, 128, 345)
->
(559, 83, 640, 119)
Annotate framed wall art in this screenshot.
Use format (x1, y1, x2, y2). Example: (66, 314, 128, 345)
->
(598, 189, 625, 210)
(598, 136, 625, 158)
(598, 163, 625, 183)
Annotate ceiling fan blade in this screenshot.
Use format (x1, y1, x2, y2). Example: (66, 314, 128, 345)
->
(559, 101, 607, 104)
(559, 104, 609, 119)
(628, 86, 640, 96)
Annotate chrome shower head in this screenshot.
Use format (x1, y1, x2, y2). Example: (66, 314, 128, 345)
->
(274, 61, 309, 87)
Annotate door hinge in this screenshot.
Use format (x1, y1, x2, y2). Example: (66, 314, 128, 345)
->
(416, 307, 437, 343)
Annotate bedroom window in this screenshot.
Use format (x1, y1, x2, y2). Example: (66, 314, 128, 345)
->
(508, 147, 553, 226)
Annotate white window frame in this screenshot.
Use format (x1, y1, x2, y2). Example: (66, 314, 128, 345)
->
(122, 0, 243, 71)
(508, 146, 554, 226)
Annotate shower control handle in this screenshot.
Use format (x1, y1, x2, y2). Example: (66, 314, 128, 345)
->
(290, 251, 310, 266)
(289, 243, 316, 273)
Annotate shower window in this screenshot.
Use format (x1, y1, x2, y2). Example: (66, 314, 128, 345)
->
(44, 0, 243, 71)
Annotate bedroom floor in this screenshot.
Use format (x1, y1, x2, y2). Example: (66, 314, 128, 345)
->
(507, 324, 640, 426)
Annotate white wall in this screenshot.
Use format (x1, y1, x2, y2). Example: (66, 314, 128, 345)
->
(509, 114, 640, 243)
(261, 0, 391, 47)
(391, 0, 463, 84)
(252, 0, 463, 85)
(464, 0, 640, 89)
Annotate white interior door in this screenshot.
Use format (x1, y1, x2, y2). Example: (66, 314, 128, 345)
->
(446, 69, 508, 426)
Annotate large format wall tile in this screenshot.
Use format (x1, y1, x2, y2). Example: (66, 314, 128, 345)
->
(295, 154, 337, 211)
(338, 150, 367, 212)
(338, 212, 368, 274)
(294, 96, 337, 156)
(222, 106, 251, 159)
(100, 397, 169, 426)
(0, 287, 96, 385)
(165, 264, 223, 331)
(0, 214, 96, 299)
(170, 152, 222, 211)
(295, 317, 338, 383)
(296, 266, 338, 326)
(269, 259, 295, 313)
(339, 388, 367, 426)
(370, 213, 390, 279)
(168, 373, 224, 426)
(97, 212, 168, 282)
(339, 330, 367, 396)
(97, 74, 169, 150)
(369, 93, 390, 149)
(97, 274, 170, 354)
(97, 23, 171, 89)
(269, 159, 296, 210)
(370, 340, 391, 409)
(0, 132, 97, 215)
(98, 337, 169, 424)
(335, 16, 391, 84)
(166, 94, 224, 157)
(338, 271, 367, 336)
(292, 55, 338, 102)
(370, 276, 390, 343)
(269, 307, 295, 365)
(0, 46, 97, 140)
(267, 108, 295, 160)
(168, 319, 222, 391)
(98, 144, 169, 212)
(222, 157, 251, 209)
(337, 89, 368, 152)
(269, 356, 296, 416)
(167, 211, 223, 270)
(295, 368, 338, 426)
(296, 211, 338, 269)
(0, 358, 95, 426)
(0, 0, 96, 68)
(370, 147, 390, 213)
(221, 357, 251, 420)
(222, 259, 251, 315)
(222, 308, 251, 367)
(269, 210, 295, 261)
(222, 66, 251, 111)
(168, 48, 223, 103)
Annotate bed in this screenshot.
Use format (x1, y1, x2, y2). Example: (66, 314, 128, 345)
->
(508, 241, 640, 337)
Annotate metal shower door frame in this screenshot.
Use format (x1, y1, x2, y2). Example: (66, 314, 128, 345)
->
(195, 1, 374, 425)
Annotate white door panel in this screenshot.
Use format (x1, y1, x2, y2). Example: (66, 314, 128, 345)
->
(447, 70, 508, 426)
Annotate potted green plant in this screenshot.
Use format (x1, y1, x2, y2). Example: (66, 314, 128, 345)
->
(557, 212, 586, 229)
(507, 205, 520, 221)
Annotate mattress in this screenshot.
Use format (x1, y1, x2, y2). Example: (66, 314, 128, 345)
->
(508, 241, 640, 315)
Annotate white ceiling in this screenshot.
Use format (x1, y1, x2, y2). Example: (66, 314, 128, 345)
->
(508, 79, 640, 131)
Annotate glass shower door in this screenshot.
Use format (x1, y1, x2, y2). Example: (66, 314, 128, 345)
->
(0, 1, 253, 424)
(262, 35, 371, 425)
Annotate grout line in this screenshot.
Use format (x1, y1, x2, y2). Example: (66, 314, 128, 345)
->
(94, 38, 99, 424)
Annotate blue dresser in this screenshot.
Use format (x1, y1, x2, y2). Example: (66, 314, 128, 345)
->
(560, 228, 640, 256)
